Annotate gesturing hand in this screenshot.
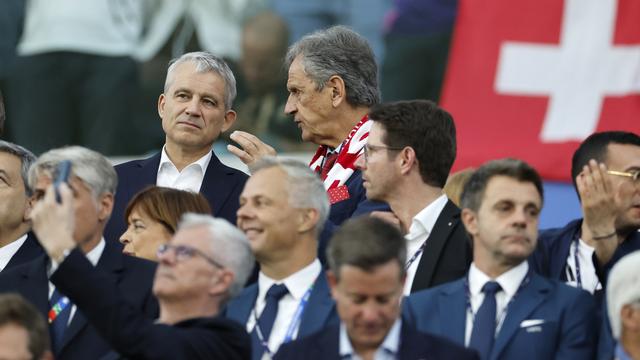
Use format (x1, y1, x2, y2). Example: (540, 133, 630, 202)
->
(227, 131, 277, 167)
(30, 183, 76, 263)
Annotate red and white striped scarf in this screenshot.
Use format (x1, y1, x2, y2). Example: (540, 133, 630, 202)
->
(309, 115, 370, 201)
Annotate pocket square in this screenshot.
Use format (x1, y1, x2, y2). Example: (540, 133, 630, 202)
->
(520, 319, 545, 328)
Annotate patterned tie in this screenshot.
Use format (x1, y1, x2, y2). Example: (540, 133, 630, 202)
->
(320, 152, 339, 180)
(49, 288, 72, 354)
(469, 281, 502, 360)
(251, 284, 289, 360)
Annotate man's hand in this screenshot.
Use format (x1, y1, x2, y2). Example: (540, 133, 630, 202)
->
(30, 183, 76, 263)
(227, 131, 277, 167)
(576, 159, 619, 265)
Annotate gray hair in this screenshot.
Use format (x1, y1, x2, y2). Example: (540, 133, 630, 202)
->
(28, 146, 117, 201)
(250, 156, 329, 233)
(178, 213, 255, 299)
(607, 250, 640, 339)
(285, 25, 380, 107)
(164, 51, 237, 111)
(0, 140, 36, 196)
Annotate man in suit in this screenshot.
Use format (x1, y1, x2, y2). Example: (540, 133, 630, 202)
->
(530, 131, 640, 295)
(276, 216, 479, 360)
(32, 176, 254, 360)
(224, 157, 338, 360)
(405, 158, 598, 360)
(0, 140, 43, 272)
(354, 100, 472, 294)
(0, 293, 53, 360)
(105, 51, 248, 243)
(227, 26, 388, 260)
(0, 146, 159, 359)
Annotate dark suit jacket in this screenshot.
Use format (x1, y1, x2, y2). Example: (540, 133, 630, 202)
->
(50, 248, 251, 360)
(404, 272, 597, 360)
(274, 322, 480, 360)
(2, 232, 44, 272)
(0, 241, 159, 359)
(223, 271, 338, 357)
(410, 200, 473, 293)
(104, 151, 248, 243)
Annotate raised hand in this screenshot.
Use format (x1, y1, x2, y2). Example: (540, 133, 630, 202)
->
(227, 131, 277, 167)
(30, 183, 76, 262)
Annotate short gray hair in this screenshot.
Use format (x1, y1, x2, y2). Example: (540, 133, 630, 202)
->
(250, 156, 329, 233)
(0, 140, 36, 196)
(607, 250, 640, 339)
(285, 25, 380, 107)
(164, 51, 237, 111)
(28, 146, 117, 201)
(178, 213, 254, 300)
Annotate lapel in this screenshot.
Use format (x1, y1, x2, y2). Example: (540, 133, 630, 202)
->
(4, 232, 44, 271)
(59, 242, 125, 352)
(298, 273, 336, 338)
(550, 220, 581, 280)
(22, 255, 50, 316)
(134, 152, 163, 189)
(199, 152, 238, 216)
(228, 284, 259, 324)
(491, 274, 551, 360)
(411, 200, 461, 292)
(437, 279, 467, 345)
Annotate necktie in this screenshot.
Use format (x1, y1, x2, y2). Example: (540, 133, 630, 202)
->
(469, 281, 502, 360)
(251, 284, 289, 360)
(49, 288, 72, 354)
(320, 152, 339, 180)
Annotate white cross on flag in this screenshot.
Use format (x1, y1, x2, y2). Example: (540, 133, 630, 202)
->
(442, 0, 640, 181)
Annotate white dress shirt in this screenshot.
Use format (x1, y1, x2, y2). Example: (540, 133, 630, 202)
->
(156, 145, 212, 192)
(48, 239, 106, 324)
(0, 234, 28, 272)
(339, 318, 401, 360)
(403, 194, 448, 295)
(565, 238, 601, 294)
(465, 261, 529, 346)
(248, 259, 322, 354)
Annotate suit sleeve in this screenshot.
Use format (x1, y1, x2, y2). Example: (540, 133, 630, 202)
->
(555, 289, 598, 360)
(50, 249, 250, 360)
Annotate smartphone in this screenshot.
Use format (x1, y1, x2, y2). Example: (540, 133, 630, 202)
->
(53, 160, 72, 204)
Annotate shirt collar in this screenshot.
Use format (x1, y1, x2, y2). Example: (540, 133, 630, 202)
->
(616, 343, 634, 360)
(258, 259, 322, 301)
(339, 318, 402, 358)
(49, 238, 106, 276)
(469, 261, 529, 297)
(0, 233, 29, 271)
(158, 145, 212, 173)
(406, 194, 448, 241)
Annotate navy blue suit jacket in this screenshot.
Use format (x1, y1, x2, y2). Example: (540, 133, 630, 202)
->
(1, 232, 44, 272)
(51, 248, 251, 360)
(104, 151, 248, 243)
(223, 271, 338, 357)
(0, 241, 159, 359)
(404, 272, 597, 360)
(274, 322, 480, 360)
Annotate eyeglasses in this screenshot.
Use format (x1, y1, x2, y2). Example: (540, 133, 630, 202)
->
(157, 244, 224, 269)
(362, 144, 404, 162)
(607, 170, 640, 182)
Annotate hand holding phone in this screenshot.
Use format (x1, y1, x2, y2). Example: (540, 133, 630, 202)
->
(53, 160, 72, 204)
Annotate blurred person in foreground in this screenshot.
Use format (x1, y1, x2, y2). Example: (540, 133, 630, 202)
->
(0, 293, 53, 360)
(606, 250, 640, 360)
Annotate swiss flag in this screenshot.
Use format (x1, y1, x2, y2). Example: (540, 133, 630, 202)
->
(442, 0, 640, 181)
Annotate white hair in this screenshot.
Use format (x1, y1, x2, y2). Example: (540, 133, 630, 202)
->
(606, 250, 640, 339)
(177, 213, 254, 299)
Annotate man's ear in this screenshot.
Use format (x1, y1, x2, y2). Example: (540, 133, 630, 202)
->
(326, 269, 339, 300)
(209, 269, 235, 297)
(398, 147, 416, 176)
(221, 109, 237, 133)
(24, 196, 35, 222)
(97, 193, 114, 222)
(297, 208, 319, 234)
(461, 208, 478, 237)
(327, 75, 346, 108)
(157, 94, 166, 119)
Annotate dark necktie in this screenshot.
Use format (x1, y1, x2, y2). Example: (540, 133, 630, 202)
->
(320, 152, 339, 180)
(469, 281, 502, 360)
(251, 284, 289, 360)
(49, 288, 72, 354)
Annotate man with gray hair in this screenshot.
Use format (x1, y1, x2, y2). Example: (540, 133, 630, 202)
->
(605, 250, 640, 360)
(105, 51, 248, 243)
(228, 26, 389, 251)
(0, 140, 43, 272)
(225, 156, 338, 360)
(0, 146, 158, 359)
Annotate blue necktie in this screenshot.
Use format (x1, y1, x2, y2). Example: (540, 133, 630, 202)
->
(469, 281, 502, 360)
(251, 284, 289, 360)
(49, 288, 72, 354)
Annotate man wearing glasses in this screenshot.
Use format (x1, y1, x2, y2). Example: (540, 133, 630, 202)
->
(354, 100, 472, 294)
(530, 131, 640, 296)
(29, 171, 255, 360)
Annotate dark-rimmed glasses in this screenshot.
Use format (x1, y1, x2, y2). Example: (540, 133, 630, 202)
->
(363, 144, 404, 162)
(607, 170, 640, 183)
(157, 244, 224, 269)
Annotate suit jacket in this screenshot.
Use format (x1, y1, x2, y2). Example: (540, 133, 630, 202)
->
(50, 249, 251, 360)
(2, 232, 44, 272)
(274, 322, 480, 360)
(404, 272, 597, 360)
(223, 271, 338, 356)
(410, 200, 473, 293)
(0, 240, 159, 360)
(104, 151, 248, 243)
